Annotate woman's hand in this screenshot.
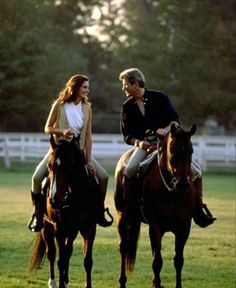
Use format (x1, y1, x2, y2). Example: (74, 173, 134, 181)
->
(62, 128, 74, 137)
(87, 161, 96, 177)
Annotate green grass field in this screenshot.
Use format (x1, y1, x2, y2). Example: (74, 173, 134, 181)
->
(0, 163, 235, 288)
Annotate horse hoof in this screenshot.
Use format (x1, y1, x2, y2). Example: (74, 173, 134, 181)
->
(48, 278, 57, 288)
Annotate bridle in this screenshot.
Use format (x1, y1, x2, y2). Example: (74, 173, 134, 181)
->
(156, 129, 193, 193)
(145, 131, 177, 193)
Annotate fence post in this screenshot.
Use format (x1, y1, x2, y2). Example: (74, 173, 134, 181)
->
(3, 137, 11, 169)
(20, 134, 25, 161)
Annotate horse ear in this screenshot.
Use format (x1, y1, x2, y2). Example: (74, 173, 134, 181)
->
(170, 123, 177, 136)
(50, 135, 56, 150)
(189, 124, 197, 136)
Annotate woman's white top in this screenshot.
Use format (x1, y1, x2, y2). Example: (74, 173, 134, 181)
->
(64, 102, 84, 136)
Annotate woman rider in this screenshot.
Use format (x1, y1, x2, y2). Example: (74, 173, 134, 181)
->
(28, 74, 113, 232)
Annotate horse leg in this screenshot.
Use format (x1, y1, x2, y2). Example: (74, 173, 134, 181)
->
(56, 234, 69, 288)
(119, 238, 127, 288)
(48, 278, 57, 288)
(81, 226, 96, 288)
(149, 224, 164, 288)
(117, 213, 128, 288)
(59, 231, 78, 288)
(174, 225, 191, 288)
(42, 223, 57, 288)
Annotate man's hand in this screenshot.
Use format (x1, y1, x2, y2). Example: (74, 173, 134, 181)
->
(136, 139, 150, 150)
(156, 122, 179, 138)
(156, 128, 168, 137)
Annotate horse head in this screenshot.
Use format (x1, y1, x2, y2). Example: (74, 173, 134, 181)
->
(164, 124, 196, 191)
(47, 135, 86, 205)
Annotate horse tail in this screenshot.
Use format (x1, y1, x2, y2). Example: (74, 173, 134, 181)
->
(28, 231, 46, 274)
(126, 218, 141, 273)
(114, 170, 126, 211)
(118, 212, 141, 273)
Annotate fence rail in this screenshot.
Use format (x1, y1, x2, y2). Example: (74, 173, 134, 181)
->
(0, 133, 235, 171)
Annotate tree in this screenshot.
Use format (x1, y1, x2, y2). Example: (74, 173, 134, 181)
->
(93, 0, 236, 131)
(0, 0, 235, 133)
(0, 0, 88, 131)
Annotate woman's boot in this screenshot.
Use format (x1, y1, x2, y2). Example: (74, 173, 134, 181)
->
(89, 174, 113, 227)
(28, 191, 45, 232)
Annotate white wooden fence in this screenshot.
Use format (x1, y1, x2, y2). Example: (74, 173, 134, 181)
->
(0, 133, 235, 171)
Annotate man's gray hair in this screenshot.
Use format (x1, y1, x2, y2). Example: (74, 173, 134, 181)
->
(119, 68, 145, 88)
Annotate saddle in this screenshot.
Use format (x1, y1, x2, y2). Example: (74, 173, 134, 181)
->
(121, 146, 158, 178)
(118, 146, 158, 225)
(139, 149, 158, 175)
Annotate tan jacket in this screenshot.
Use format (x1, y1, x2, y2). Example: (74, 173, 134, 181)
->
(52, 99, 91, 150)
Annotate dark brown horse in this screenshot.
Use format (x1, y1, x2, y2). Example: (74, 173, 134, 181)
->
(115, 124, 197, 288)
(28, 136, 99, 288)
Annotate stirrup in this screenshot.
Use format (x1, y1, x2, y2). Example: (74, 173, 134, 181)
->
(105, 207, 113, 222)
(98, 208, 114, 227)
(202, 204, 216, 219)
(193, 204, 216, 228)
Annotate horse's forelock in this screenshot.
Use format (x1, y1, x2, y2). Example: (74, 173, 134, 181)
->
(163, 126, 194, 177)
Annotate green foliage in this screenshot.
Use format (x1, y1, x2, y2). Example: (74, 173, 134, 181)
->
(0, 0, 235, 132)
(0, 0, 88, 131)
(112, 0, 236, 129)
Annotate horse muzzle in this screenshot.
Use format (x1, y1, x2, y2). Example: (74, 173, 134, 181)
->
(173, 177, 190, 192)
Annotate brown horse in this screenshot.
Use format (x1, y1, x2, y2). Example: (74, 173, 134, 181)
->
(28, 136, 99, 288)
(115, 124, 197, 288)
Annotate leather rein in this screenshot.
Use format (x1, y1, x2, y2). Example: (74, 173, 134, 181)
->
(155, 137, 176, 193)
(157, 150, 176, 192)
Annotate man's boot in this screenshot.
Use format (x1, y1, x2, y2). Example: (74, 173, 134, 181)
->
(28, 191, 45, 232)
(193, 177, 216, 228)
(89, 175, 113, 227)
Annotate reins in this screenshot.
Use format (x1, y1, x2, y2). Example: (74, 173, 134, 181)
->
(145, 131, 176, 193)
(156, 137, 176, 193)
(157, 151, 175, 192)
